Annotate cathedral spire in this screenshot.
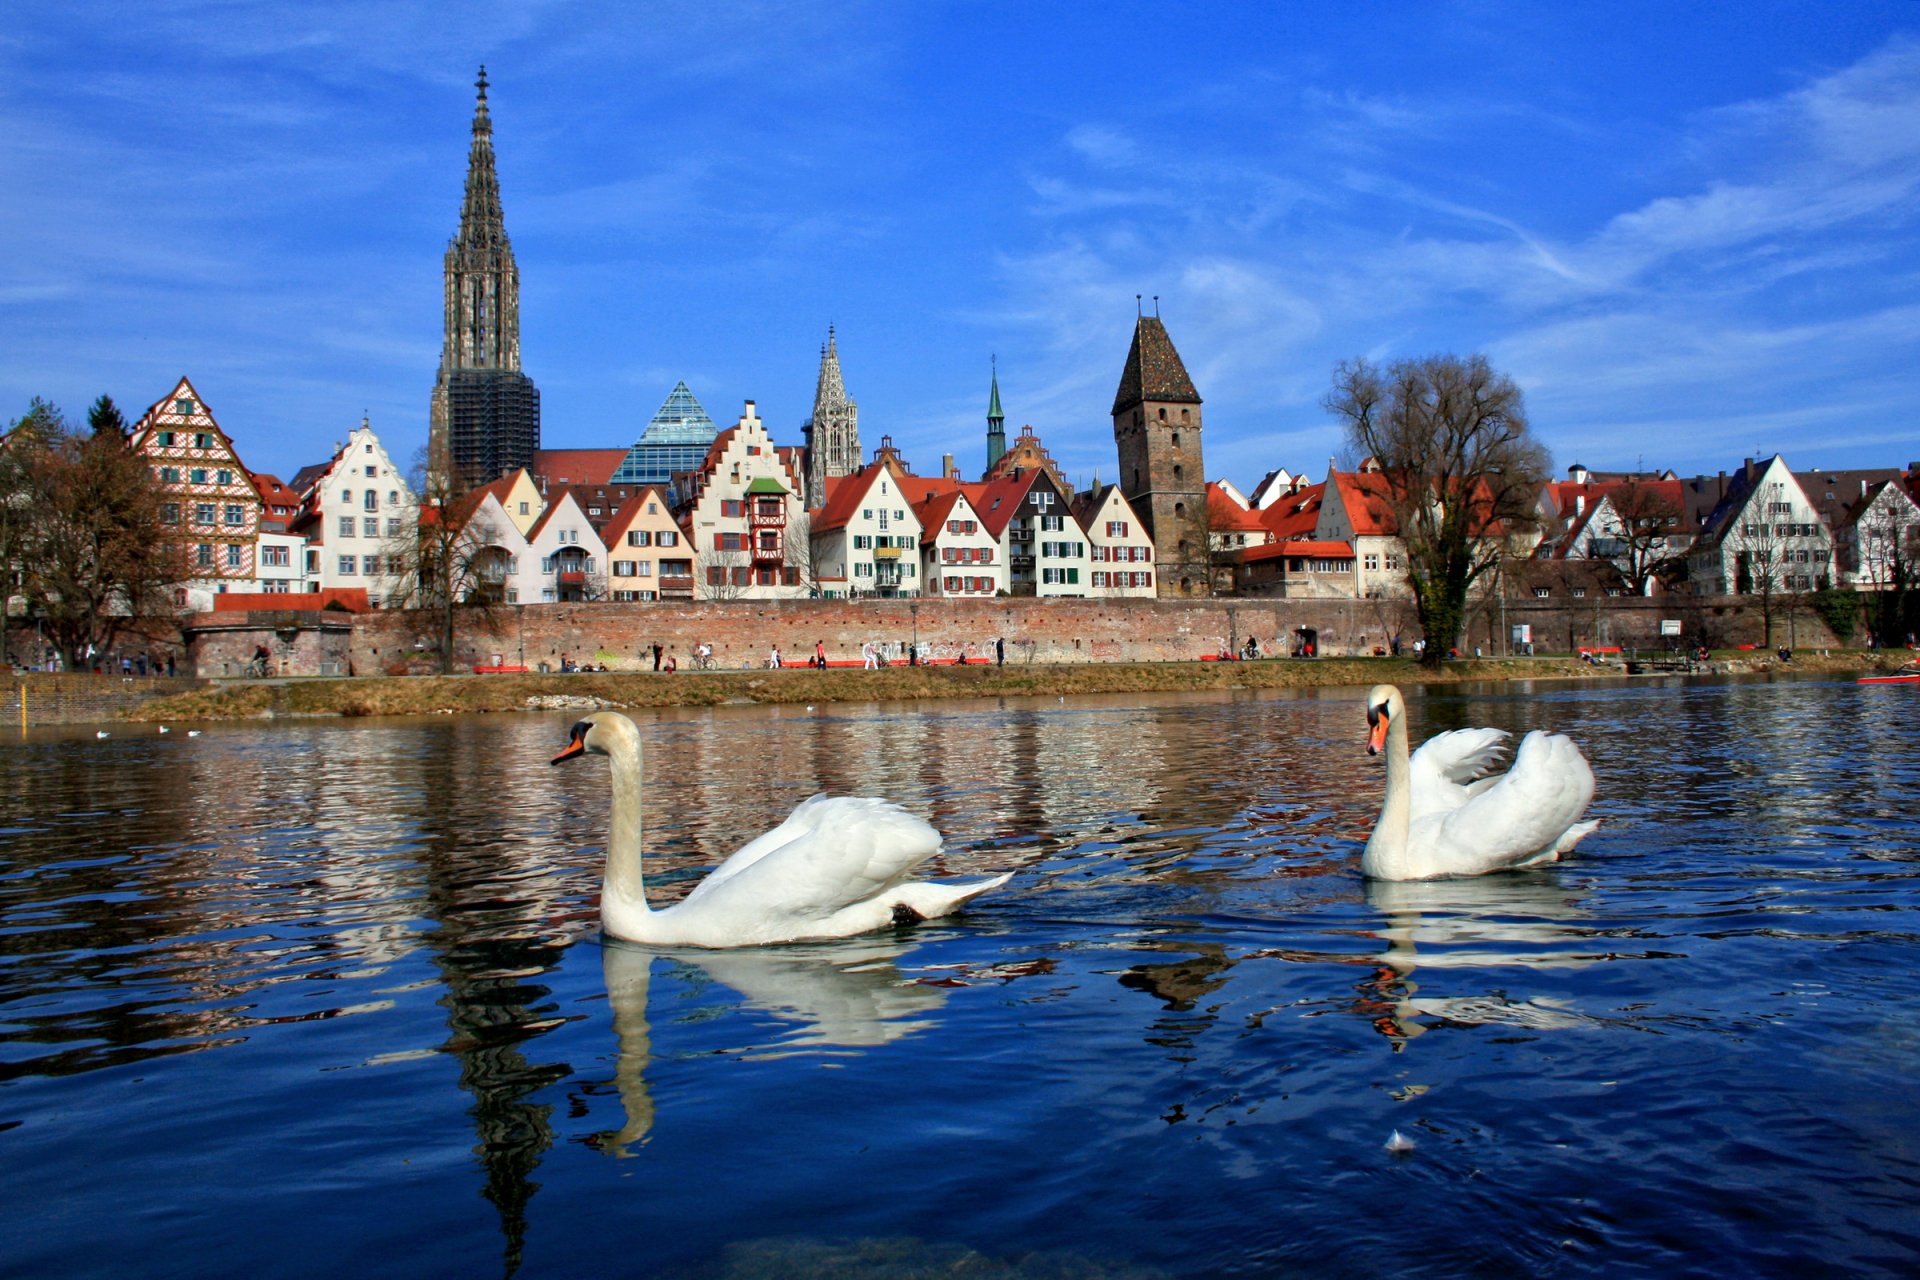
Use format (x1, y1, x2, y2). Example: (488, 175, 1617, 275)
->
(431, 66, 538, 488)
(803, 326, 860, 508)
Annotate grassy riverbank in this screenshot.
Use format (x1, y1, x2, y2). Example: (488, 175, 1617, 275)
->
(120, 647, 1896, 721)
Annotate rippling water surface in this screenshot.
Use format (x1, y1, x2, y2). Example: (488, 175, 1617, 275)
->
(3, 676, 1919, 1278)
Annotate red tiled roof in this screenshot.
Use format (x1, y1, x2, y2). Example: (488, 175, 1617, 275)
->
(212, 588, 370, 613)
(532, 449, 626, 488)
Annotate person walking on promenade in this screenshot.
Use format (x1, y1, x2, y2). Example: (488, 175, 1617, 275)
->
(814, 639, 826, 669)
(863, 642, 878, 670)
(651, 642, 662, 672)
(768, 645, 783, 670)
(995, 636, 1005, 666)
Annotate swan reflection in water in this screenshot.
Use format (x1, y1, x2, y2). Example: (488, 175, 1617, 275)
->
(1357, 873, 1620, 1044)
(597, 937, 951, 1153)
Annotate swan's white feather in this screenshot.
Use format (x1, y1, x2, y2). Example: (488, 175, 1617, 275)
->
(569, 713, 1007, 947)
(1365, 686, 1598, 880)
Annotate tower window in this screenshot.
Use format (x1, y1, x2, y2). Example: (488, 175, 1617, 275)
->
(1173, 465, 1183, 481)
(1171, 432, 1180, 447)
(1158, 408, 1167, 421)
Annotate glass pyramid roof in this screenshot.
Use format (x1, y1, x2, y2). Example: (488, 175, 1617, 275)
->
(637, 381, 716, 445)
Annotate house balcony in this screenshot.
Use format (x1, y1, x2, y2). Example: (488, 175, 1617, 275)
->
(557, 570, 587, 586)
(749, 504, 787, 529)
(873, 546, 902, 560)
(658, 575, 695, 598)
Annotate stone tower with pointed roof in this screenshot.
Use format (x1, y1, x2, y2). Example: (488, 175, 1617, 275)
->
(986, 359, 1007, 475)
(802, 327, 860, 508)
(1112, 313, 1210, 596)
(430, 66, 540, 490)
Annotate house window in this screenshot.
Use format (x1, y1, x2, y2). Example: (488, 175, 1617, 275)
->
(224, 505, 245, 526)
(721, 499, 744, 518)
(190, 469, 207, 484)
(174, 399, 195, 415)
(194, 433, 212, 449)
(363, 518, 379, 537)
(1107, 521, 1128, 537)
(196, 544, 213, 567)
(1533, 587, 1550, 598)
(519, 502, 529, 515)
(225, 544, 243, 569)
(159, 467, 179, 483)
(339, 556, 357, 575)
(505, 588, 519, 603)
(216, 469, 232, 485)
(628, 530, 651, 546)
(157, 431, 175, 447)
(364, 491, 378, 512)
(387, 518, 403, 537)
(1041, 515, 1063, 532)
(160, 503, 180, 524)
(196, 503, 216, 524)
(338, 516, 354, 538)
(1572, 587, 1587, 598)
(657, 530, 677, 547)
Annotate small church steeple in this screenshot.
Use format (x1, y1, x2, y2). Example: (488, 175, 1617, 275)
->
(986, 356, 1006, 475)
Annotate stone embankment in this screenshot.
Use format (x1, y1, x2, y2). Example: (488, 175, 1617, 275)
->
(115, 647, 1896, 724)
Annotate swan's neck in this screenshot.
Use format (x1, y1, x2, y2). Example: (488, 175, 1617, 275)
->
(604, 738, 651, 915)
(1363, 714, 1414, 879)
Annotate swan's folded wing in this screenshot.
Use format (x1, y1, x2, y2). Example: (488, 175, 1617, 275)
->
(686, 793, 835, 903)
(1431, 731, 1595, 875)
(1409, 728, 1509, 820)
(693, 796, 943, 918)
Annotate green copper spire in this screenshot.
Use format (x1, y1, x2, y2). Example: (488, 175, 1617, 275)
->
(986, 355, 1007, 474)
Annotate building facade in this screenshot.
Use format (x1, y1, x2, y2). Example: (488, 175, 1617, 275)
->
(129, 377, 264, 610)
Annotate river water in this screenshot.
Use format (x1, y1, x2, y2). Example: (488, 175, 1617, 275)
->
(2, 676, 1917, 1278)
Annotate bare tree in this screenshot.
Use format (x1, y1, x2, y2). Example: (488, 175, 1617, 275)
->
(701, 548, 751, 601)
(1325, 354, 1550, 667)
(5, 398, 189, 670)
(384, 441, 511, 673)
(1607, 479, 1687, 595)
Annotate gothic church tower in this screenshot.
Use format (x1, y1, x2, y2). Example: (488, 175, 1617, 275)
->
(1112, 312, 1210, 596)
(429, 66, 540, 489)
(802, 327, 860, 508)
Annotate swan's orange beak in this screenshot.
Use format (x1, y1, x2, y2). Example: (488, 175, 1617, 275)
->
(551, 721, 590, 765)
(1366, 708, 1388, 756)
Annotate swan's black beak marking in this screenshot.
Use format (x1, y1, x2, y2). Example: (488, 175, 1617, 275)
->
(551, 720, 591, 766)
(1366, 702, 1389, 756)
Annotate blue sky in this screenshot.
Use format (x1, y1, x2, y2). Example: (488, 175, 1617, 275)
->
(5, 2, 1918, 493)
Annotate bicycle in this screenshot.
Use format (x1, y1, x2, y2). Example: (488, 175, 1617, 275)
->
(692, 646, 718, 672)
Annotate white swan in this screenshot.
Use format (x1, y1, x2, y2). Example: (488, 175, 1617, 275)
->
(552, 712, 1011, 947)
(1362, 684, 1597, 880)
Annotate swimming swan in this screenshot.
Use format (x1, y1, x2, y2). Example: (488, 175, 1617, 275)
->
(1362, 684, 1597, 881)
(552, 712, 1011, 947)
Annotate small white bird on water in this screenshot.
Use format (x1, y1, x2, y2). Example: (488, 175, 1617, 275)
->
(158, 725, 170, 734)
(1385, 1129, 1416, 1155)
(95, 730, 110, 739)
(187, 730, 202, 737)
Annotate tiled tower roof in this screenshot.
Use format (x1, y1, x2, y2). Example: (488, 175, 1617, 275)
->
(1111, 315, 1201, 416)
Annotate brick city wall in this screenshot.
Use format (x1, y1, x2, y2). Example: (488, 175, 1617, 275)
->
(342, 593, 1836, 675)
(2, 674, 204, 726)
(183, 610, 357, 677)
(348, 597, 1399, 673)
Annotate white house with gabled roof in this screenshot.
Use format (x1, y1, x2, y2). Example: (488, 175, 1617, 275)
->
(288, 417, 419, 607)
(810, 457, 925, 598)
(1074, 485, 1157, 597)
(522, 487, 608, 603)
(914, 486, 1001, 598)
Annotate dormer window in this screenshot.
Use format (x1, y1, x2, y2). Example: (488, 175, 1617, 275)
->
(174, 398, 195, 414)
